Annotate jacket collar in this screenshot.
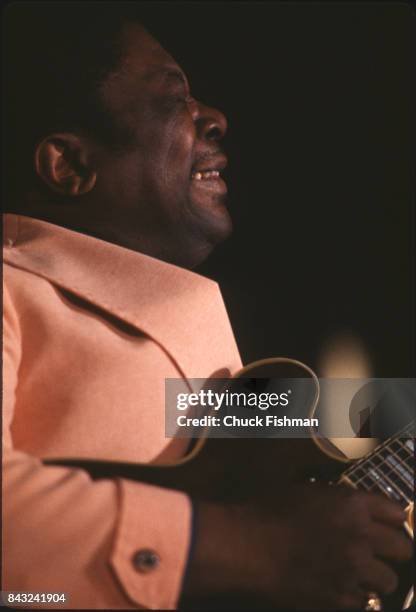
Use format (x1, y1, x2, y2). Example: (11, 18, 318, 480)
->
(3, 214, 241, 379)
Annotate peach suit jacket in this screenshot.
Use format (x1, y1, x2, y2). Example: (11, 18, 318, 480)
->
(2, 213, 242, 609)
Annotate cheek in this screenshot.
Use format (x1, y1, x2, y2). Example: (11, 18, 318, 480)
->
(96, 151, 144, 206)
(157, 116, 195, 188)
(111, 111, 195, 204)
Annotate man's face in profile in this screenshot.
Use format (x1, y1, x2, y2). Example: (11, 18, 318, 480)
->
(90, 22, 231, 266)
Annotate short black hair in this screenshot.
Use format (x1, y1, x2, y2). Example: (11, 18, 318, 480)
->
(3, 1, 161, 201)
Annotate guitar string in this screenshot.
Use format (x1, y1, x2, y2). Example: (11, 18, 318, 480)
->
(343, 420, 414, 501)
(345, 442, 414, 485)
(344, 420, 414, 477)
(352, 470, 409, 506)
(388, 444, 414, 478)
(348, 464, 405, 504)
(373, 444, 413, 488)
(365, 449, 412, 494)
(377, 446, 414, 495)
(351, 461, 410, 504)
(348, 448, 414, 501)
(353, 472, 406, 505)
(365, 457, 411, 504)
(347, 468, 413, 505)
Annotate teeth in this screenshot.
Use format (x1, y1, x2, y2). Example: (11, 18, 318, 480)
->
(192, 170, 220, 180)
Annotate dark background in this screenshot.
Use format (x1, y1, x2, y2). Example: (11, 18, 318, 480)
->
(144, 1, 414, 377)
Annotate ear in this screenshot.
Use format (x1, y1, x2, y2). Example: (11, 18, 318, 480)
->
(34, 133, 97, 196)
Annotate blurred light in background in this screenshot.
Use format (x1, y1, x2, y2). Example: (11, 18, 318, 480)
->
(318, 331, 379, 459)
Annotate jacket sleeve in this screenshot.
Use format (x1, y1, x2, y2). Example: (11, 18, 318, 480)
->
(2, 285, 192, 610)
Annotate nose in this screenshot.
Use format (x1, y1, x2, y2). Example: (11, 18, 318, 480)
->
(195, 102, 227, 142)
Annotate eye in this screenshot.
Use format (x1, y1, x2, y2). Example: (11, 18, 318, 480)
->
(154, 91, 195, 116)
(170, 96, 190, 109)
(168, 94, 195, 110)
(173, 94, 194, 105)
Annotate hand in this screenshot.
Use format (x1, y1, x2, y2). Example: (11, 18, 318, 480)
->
(183, 485, 412, 610)
(256, 484, 412, 609)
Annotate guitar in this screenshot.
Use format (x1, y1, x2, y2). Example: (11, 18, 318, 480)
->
(44, 358, 414, 610)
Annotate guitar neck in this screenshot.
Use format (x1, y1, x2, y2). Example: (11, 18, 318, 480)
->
(340, 421, 415, 509)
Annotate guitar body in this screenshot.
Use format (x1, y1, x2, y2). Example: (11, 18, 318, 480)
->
(44, 358, 414, 610)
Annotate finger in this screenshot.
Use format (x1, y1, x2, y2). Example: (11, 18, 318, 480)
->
(368, 523, 413, 562)
(369, 493, 407, 526)
(360, 558, 399, 595)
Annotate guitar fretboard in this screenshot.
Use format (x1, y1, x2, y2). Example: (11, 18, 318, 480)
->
(342, 421, 415, 509)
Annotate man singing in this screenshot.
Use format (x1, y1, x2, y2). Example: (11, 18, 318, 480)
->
(3, 4, 411, 609)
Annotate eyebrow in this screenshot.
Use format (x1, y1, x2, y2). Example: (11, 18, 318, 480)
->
(146, 67, 189, 88)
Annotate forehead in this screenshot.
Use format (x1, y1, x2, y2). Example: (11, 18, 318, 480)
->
(99, 22, 186, 118)
(118, 22, 178, 75)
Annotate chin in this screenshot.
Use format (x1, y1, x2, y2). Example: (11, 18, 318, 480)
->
(194, 218, 232, 269)
(201, 206, 232, 245)
(194, 192, 232, 237)
(178, 196, 232, 268)
(178, 219, 231, 270)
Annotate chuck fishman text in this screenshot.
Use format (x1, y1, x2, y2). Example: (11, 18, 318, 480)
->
(176, 414, 319, 428)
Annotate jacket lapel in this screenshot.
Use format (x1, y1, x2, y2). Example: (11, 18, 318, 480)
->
(3, 214, 242, 380)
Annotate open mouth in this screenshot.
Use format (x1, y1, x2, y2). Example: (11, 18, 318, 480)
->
(190, 153, 227, 203)
(191, 169, 222, 181)
(190, 166, 227, 198)
(190, 155, 228, 196)
(190, 153, 227, 181)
